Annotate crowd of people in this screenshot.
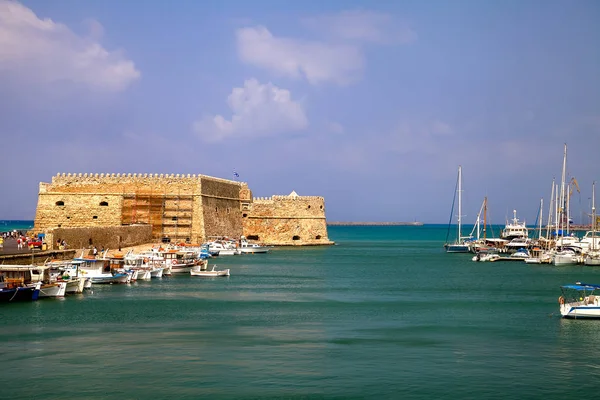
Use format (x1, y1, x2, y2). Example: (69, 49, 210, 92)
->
(1, 230, 34, 251)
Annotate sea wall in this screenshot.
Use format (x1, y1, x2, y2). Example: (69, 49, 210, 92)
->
(44, 225, 152, 250)
(0, 250, 77, 266)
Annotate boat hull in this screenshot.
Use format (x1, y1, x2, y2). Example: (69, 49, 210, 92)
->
(150, 268, 163, 278)
(445, 244, 470, 253)
(90, 273, 129, 284)
(39, 282, 67, 298)
(554, 253, 580, 265)
(561, 303, 600, 318)
(0, 283, 41, 302)
(170, 264, 195, 274)
(190, 269, 230, 277)
(584, 255, 600, 266)
(64, 277, 86, 294)
(239, 247, 270, 254)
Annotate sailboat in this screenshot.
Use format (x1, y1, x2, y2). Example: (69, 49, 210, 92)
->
(584, 182, 600, 265)
(553, 144, 581, 265)
(444, 165, 472, 253)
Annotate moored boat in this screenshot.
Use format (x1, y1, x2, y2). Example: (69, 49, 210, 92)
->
(0, 268, 42, 302)
(190, 265, 230, 277)
(559, 283, 600, 318)
(501, 210, 529, 241)
(444, 166, 473, 253)
(239, 237, 270, 254)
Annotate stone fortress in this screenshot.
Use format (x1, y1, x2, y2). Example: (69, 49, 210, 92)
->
(33, 173, 332, 250)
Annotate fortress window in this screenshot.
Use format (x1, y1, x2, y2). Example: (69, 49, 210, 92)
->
(93, 216, 98, 220)
(215, 207, 218, 213)
(242, 213, 248, 218)
(316, 235, 322, 239)
(292, 235, 300, 241)
(66, 216, 71, 219)
(248, 235, 259, 240)
(99, 201, 109, 206)
(172, 216, 178, 221)
(227, 208, 230, 214)
(307, 205, 311, 209)
(58, 224, 62, 228)
(320, 205, 323, 210)
(55, 201, 64, 206)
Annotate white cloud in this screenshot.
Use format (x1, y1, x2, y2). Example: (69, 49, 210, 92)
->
(302, 10, 417, 44)
(0, 0, 139, 91)
(193, 78, 308, 142)
(236, 26, 363, 86)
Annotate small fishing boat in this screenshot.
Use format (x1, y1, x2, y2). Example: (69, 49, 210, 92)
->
(239, 237, 270, 254)
(0, 269, 42, 302)
(190, 265, 230, 277)
(559, 283, 600, 319)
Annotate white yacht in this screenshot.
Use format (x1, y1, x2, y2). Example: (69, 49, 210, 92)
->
(501, 210, 529, 241)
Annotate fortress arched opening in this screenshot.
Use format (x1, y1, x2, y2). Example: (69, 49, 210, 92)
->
(316, 235, 322, 239)
(247, 235, 259, 240)
(99, 201, 108, 206)
(55, 201, 64, 206)
(292, 235, 300, 241)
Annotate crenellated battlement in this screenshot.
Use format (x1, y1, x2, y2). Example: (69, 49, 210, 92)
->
(253, 195, 324, 202)
(51, 173, 244, 186)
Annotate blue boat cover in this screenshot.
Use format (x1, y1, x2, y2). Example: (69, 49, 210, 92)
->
(562, 283, 600, 291)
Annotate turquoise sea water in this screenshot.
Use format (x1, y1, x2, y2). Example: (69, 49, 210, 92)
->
(2, 224, 600, 398)
(0, 219, 34, 232)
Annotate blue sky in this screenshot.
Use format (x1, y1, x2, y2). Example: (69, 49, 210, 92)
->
(1, 0, 599, 224)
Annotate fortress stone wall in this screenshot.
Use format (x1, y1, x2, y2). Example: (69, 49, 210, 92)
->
(242, 192, 332, 245)
(33, 173, 332, 248)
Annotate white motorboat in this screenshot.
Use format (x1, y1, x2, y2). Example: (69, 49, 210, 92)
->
(207, 241, 240, 256)
(472, 251, 500, 262)
(190, 265, 230, 277)
(559, 283, 600, 318)
(239, 237, 270, 254)
(501, 210, 529, 241)
(505, 237, 532, 252)
(585, 251, 600, 266)
(553, 248, 581, 266)
(71, 256, 130, 284)
(510, 249, 530, 259)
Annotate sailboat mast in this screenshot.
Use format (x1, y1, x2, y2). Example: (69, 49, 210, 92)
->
(559, 144, 567, 236)
(483, 196, 487, 239)
(546, 179, 555, 240)
(539, 198, 543, 240)
(457, 165, 462, 240)
(555, 182, 560, 236)
(592, 181, 596, 250)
